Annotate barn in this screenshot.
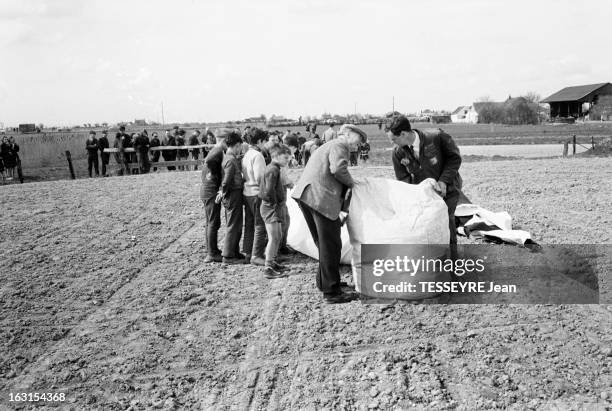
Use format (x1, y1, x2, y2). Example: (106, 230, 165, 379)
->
(541, 82, 612, 120)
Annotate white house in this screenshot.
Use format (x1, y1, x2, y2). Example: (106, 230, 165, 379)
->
(451, 106, 479, 124)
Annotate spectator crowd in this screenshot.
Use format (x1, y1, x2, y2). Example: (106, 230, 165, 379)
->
(0, 136, 20, 181)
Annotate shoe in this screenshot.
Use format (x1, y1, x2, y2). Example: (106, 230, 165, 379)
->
(222, 256, 246, 264)
(323, 291, 357, 304)
(278, 246, 293, 255)
(250, 256, 266, 266)
(204, 254, 222, 263)
(264, 267, 287, 279)
(244, 254, 251, 264)
(271, 261, 287, 271)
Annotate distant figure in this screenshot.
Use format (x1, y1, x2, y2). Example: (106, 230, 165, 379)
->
(176, 129, 187, 170)
(133, 132, 151, 174)
(115, 125, 130, 175)
(378, 122, 383, 130)
(188, 130, 201, 170)
(98, 130, 110, 177)
(349, 140, 359, 166)
(129, 133, 139, 174)
(161, 130, 177, 171)
(1, 136, 11, 180)
(149, 132, 161, 171)
(359, 141, 370, 164)
(85, 131, 100, 178)
(322, 122, 337, 143)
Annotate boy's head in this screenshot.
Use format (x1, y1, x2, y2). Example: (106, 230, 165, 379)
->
(269, 143, 292, 167)
(248, 128, 268, 147)
(339, 124, 368, 150)
(224, 131, 243, 152)
(385, 115, 415, 146)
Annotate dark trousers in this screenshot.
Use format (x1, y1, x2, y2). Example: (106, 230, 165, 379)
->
(87, 155, 99, 177)
(137, 151, 150, 174)
(243, 195, 266, 259)
(203, 194, 222, 256)
(101, 154, 109, 176)
(297, 200, 342, 295)
(349, 151, 358, 166)
(222, 189, 243, 258)
(445, 190, 459, 245)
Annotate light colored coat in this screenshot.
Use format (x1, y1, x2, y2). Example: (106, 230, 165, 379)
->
(291, 137, 354, 220)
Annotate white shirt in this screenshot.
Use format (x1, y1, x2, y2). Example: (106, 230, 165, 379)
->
(241, 147, 266, 196)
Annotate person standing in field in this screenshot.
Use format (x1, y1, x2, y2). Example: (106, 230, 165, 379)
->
(386, 115, 462, 246)
(6, 136, 20, 180)
(219, 131, 245, 264)
(86, 131, 100, 178)
(359, 140, 370, 164)
(291, 124, 367, 304)
(1, 136, 11, 180)
(188, 130, 201, 171)
(259, 144, 292, 279)
(161, 130, 177, 171)
(114, 126, 130, 175)
(322, 122, 337, 143)
(175, 129, 187, 170)
(98, 130, 110, 177)
(133, 131, 151, 174)
(241, 128, 268, 266)
(200, 129, 229, 263)
(149, 132, 161, 171)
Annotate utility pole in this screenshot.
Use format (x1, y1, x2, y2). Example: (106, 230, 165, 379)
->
(161, 101, 165, 126)
(392, 96, 395, 113)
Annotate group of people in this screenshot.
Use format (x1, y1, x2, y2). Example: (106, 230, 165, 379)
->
(200, 127, 297, 279)
(84, 126, 216, 177)
(201, 115, 463, 304)
(0, 136, 20, 181)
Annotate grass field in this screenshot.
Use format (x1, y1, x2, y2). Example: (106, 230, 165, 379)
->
(4, 122, 612, 182)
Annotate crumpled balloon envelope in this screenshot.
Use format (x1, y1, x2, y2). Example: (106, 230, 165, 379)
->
(287, 178, 450, 290)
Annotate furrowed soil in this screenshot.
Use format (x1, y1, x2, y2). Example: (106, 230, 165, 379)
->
(1, 157, 611, 410)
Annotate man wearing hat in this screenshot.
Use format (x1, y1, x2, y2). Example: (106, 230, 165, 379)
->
(98, 130, 110, 177)
(200, 128, 231, 263)
(291, 124, 367, 304)
(85, 131, 99, 178)
(386, 115, 462, 245)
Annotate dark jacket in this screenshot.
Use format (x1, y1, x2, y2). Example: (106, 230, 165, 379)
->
(391, 128, 462, 192)
(201, 145, 224, 194)
(86, 137, 99, 157)
(188, 135, 200, 156)
(221, 152, 243, 194)
(162, 136, 176, 161)
(150, 137, 161, 160)
(259, 162, 285, 205)
(134, 135, 150, 153)
(176, 135, 187, 157)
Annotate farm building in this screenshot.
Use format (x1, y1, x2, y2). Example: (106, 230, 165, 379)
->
(541, 82, 612, 120)
(451, 106, 479, 123)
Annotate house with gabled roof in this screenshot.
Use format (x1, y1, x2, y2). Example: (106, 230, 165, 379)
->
(450, 105, 479, 123)
(541, 82, 612, 120)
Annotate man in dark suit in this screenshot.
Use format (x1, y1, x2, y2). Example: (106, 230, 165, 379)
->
(386, 115, 462, 245)
(291, 124, 367, 304)
(98, 130, 110, 177)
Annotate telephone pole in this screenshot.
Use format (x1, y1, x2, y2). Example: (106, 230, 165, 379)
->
(161, 102, 165, 126)
(392, 96, 395, 113)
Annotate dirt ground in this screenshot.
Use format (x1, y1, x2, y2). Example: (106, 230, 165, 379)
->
(1, 157, 611, 410)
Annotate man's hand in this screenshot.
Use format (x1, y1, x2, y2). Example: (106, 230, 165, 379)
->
(433, 181, 447, 197)
(215, 191, 223, 204)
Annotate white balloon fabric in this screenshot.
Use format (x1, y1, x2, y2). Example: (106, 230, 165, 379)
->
(287, 178, 450, 290)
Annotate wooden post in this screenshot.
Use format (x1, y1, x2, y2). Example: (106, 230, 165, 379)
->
(563, 141, 568, 157)
(65, 150, 76, 179)
(572, 135, 576, 155)
(592, 136, 595, 149)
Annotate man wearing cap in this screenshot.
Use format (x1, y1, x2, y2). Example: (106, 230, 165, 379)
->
(200, 128, 231, 263)
(98, 130, 110, 177)
(291, 124, 367, 304)
(386, 115, 462, 245)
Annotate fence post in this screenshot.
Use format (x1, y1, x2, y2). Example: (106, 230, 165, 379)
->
(65, 150, 76, 180)
(592, 136, 595, 149)
(563, 141, 568, 157)
(572, 135, 576, 155)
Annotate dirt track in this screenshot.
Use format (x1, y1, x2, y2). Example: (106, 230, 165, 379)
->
(1, 157, 611, 410)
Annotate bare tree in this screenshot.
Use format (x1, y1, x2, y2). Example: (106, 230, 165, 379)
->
(524, 92, 541, 104)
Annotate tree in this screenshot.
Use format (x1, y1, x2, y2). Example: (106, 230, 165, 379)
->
(590, 95, 612, 120)
(524, 92, 541, 104)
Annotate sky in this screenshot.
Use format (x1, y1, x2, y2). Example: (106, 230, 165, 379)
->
(1, 0, 611, 127)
